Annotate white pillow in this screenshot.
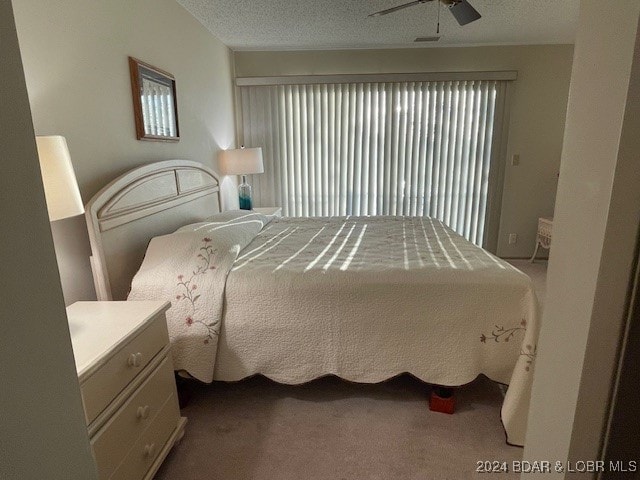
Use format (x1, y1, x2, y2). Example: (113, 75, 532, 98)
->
(174, 210, 272, 234)
(204, 210, 266, 223)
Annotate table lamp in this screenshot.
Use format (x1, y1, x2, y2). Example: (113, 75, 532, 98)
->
(218, 146, 264, 210)
(35, 136, 84, 221)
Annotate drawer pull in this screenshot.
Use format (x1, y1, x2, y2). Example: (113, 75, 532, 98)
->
(127, 352, 143, 367)
(144, 443, 156, 457)
(136, 405, 150, 420)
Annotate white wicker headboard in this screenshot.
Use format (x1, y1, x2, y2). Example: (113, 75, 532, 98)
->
(85, 160, 221, 301)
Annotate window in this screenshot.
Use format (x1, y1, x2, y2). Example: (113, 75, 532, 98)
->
(239, 77, 509, 247)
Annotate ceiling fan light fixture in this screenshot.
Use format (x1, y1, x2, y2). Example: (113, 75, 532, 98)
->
(368, 0, 481, 27)
(368, 0, 481, 26)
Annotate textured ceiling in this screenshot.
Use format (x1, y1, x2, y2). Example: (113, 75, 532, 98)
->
(177, 0, 579, 50)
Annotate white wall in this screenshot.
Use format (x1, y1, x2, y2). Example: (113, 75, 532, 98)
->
(0, 2, 97, 478)
(12, 0, 238, 304)
(234, 45, 574, 257)
(524, 0, 640, 474)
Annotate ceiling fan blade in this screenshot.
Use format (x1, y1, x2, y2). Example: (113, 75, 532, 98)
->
(369, 0, 431, 17)
(448, 0, 481, 26)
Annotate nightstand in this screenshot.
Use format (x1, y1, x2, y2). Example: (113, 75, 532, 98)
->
(253, 206, 282, 217)
(67, 301, 186, 480)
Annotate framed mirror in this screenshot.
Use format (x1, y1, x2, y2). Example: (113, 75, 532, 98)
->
(128, 57, 180, 142)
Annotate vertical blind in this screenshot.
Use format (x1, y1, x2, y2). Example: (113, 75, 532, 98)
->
(240, 79, 506, 246)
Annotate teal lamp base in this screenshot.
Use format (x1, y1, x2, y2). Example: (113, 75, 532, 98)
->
(238, 177, 252, 210)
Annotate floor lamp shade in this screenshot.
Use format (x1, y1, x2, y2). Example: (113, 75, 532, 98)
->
(218, 147, 264, 210)
(36, 136, 84, 221)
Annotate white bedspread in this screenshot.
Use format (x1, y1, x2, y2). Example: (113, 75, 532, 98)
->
(217, 215, 539, 446)
(131, 213, 539, 446)
(128, 212, 273, 383)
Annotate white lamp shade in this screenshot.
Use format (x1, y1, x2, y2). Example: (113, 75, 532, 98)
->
(218, 147, 264, 175)
(35, 136, 84, 221)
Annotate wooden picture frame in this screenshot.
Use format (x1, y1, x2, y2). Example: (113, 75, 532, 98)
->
(128, 57, 180, 142)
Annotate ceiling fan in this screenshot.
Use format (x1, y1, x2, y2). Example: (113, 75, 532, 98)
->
(369, 0, 482, 27)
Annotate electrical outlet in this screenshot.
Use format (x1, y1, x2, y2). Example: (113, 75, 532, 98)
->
(511, 154, 520, 166)
(509, 233, 518, 245)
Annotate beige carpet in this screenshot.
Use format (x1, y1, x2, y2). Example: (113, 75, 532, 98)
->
(155, 260, 546, 480)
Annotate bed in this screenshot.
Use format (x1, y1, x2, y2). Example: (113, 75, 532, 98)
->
(86, 160, 540, 447)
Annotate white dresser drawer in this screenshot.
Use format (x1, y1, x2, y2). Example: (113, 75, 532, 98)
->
(68, 301, 185, 480)
(91, 355, 176, 479)
(81, 312, 169, 425)
(110, 392, 181, 480)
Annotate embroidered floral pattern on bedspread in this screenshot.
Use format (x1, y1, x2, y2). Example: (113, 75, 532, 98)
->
(520, 344, 537, 372)
(481, 319, 537, 372)
(175, 238, 219, 344)
(128, 212, 272, 384)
